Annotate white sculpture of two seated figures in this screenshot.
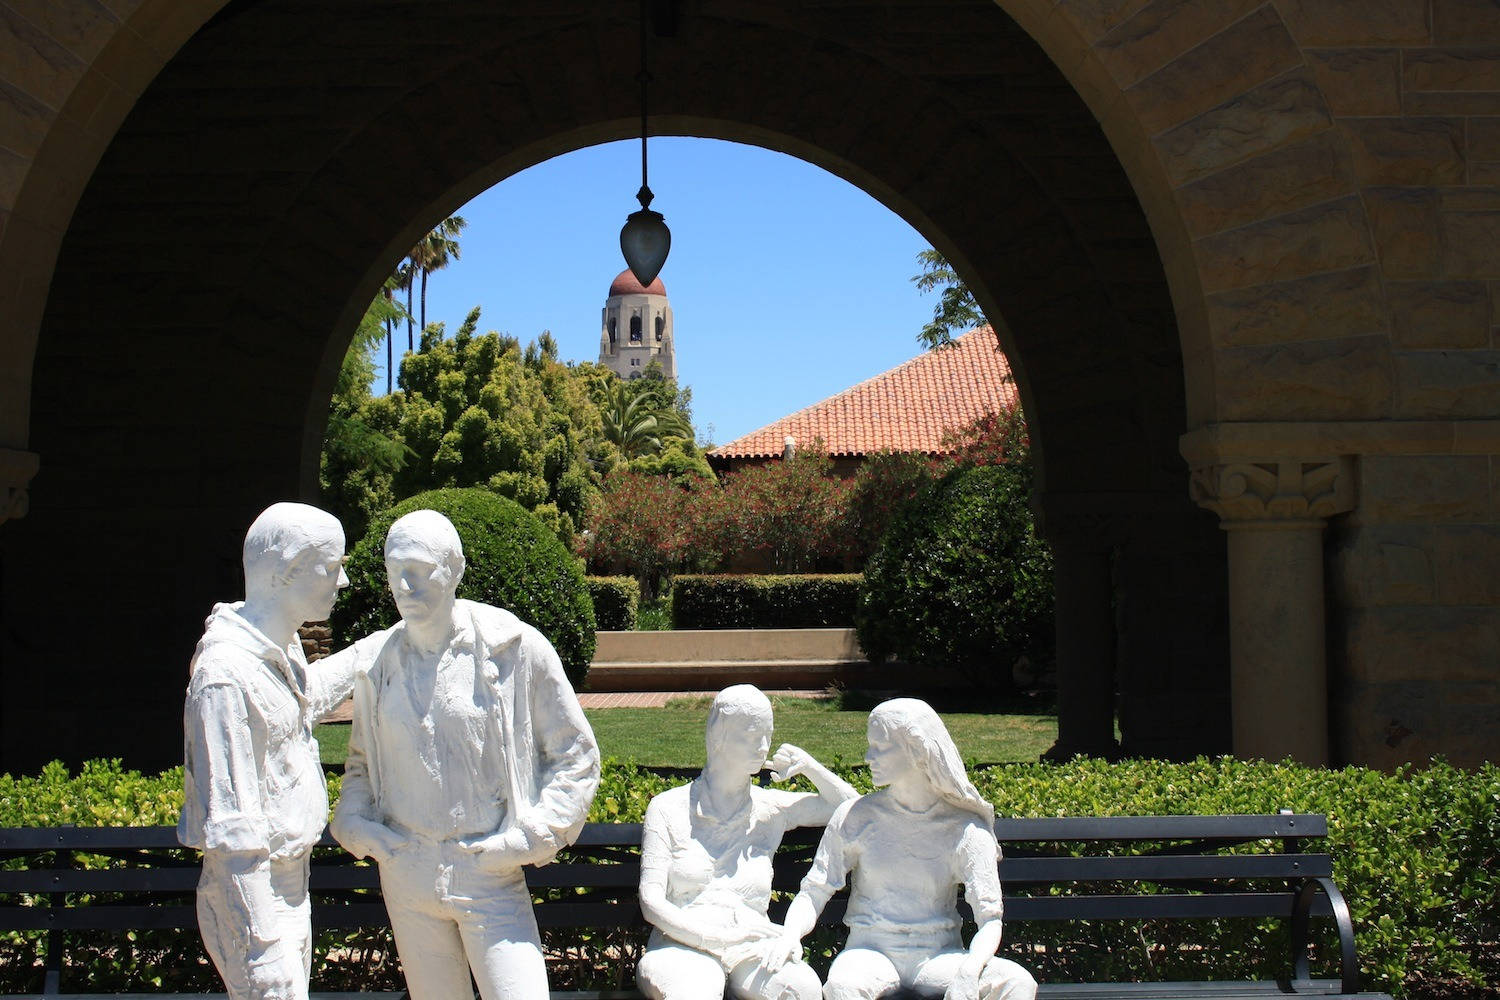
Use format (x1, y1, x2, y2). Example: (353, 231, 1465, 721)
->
(638, 691, 1037, 1000)
(180, 504, 1029, 1000)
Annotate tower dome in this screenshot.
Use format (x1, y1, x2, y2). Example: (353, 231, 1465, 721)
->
(608, 269, 666, 298)
(599, 268, 675, 380)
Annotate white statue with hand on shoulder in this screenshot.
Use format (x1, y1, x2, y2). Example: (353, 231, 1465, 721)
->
(179, 502, 362, 1000)
(636, 684, 858, 1000)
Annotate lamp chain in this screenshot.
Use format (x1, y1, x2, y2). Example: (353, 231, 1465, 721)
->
(637, 0, 652, 208)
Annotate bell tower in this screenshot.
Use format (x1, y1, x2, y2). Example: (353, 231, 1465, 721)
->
(598, 269, 675, 380)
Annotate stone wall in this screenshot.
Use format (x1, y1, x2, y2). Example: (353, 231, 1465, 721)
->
(1331, 450, 1500, 769)
(298, 621, 333, 664)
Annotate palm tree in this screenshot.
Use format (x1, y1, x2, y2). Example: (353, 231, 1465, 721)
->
(396, 257, 416, 356)
(381, 275, 400, 394)
(407, 215, 467, 345)
(601, 382, 668, 459)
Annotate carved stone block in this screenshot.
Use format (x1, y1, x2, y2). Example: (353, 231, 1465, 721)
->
(1190, 456, 1356, 522)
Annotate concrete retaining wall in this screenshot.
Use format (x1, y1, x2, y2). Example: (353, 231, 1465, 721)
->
(586, 628, 920, 692)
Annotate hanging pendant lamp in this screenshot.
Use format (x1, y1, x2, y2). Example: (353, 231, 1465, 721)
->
(620, 0, 670, 286)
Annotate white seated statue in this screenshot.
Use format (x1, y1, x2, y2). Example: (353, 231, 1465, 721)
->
(637, 684, 858, 1000)
(766, 698, 1037, 1000)
(329, 509, 601, 1000)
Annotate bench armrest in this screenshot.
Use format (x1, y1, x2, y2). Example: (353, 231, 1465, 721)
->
(1290, 876, 1359, 996)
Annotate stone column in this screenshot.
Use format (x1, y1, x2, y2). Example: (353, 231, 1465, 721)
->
(0, 449, 39, 526)
(1038, 500, 1120, 761)
(1189, 457, 1355, 765)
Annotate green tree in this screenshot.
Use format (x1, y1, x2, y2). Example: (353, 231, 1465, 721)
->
(387, 308, 602, 546)
(600, 381, 677, 458)
(913, 248, 985, 349)
(322, 301, 611, 549)
(590, 363, 710, 481)
(856, 462, 1054, 691)
(715, 446, 850, 573)
(321, 284, 411, 539)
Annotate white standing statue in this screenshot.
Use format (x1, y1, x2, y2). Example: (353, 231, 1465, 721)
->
(329, 509, 601, 1000)
(766, 699, 1037, 1000)
(637, 685, 857, 1000)
(179, 502, 359, 1000)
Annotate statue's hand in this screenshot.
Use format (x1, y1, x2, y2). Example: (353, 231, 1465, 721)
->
(362, 824, 408, 865)
(766, 744, 812, 782)
(760, 931, 803, 973)
(334, 816, 406, 864)
(247, 937, 300, 999)
(459, 828, 546, 871)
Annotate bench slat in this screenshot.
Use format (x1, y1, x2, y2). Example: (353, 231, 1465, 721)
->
(999, 854, 1333, 882)
(1034, 983, 1382, 999)
(993, 816, 1326, 841)
(0, 905, 199, 931)
(1004, 892, 1331, 921)
(0, 828, 186, 851)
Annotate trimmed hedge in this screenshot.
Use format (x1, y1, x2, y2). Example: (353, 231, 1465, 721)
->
(2, 757, 1497, 996)
(587, 576, 640, 631)
(332, 487, 596, 688)
(857, 463, 1053, 689)
(671, 574, 861, 629)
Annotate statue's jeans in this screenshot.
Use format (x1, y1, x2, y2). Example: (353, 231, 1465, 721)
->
(378, 835, 548, 1000)
(198, 852, 312, 1000)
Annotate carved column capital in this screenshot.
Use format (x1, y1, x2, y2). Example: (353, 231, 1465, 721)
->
(1190, 456, 1356, 526)
(0, 449, 40, 525)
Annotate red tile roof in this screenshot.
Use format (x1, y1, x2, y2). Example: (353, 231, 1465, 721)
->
(710, 327, 1018, 460)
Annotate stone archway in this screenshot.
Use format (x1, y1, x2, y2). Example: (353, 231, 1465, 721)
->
(3, 0, 1497, 771)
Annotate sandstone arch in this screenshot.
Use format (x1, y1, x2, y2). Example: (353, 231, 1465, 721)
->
(2, 0, 1496, 770)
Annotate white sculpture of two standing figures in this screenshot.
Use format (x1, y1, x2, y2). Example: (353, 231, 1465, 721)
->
(181, 505, 600, 1000)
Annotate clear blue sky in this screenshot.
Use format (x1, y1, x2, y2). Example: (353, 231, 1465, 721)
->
(379, 137, 941, 447)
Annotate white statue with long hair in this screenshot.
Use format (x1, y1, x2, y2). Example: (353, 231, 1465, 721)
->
(637, 685, 858, 1000)
(766, 698, 1036, 1000)
(330, 509, 601, 1000)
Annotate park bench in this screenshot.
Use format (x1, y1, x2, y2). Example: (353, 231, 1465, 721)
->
(0, 813, 1390, 1000)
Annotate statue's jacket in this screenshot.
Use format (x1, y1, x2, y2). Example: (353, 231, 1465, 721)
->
(334, 599, 601, 864)
(178, 602, 349, 860)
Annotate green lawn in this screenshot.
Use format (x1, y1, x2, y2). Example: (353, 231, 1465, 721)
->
(317, 693, 1057, 768)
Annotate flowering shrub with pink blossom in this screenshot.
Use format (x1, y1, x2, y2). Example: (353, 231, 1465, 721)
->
(582, 407, 1038, 606)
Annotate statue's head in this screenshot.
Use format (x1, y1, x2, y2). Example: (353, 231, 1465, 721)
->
(706, 684, 774, 776)
(242, 502, 348, 624)
(384, 510, 466, 629)
(867, 698, 994, 825)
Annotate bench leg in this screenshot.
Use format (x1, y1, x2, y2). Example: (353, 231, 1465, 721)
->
(43, 925, 62, 995)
